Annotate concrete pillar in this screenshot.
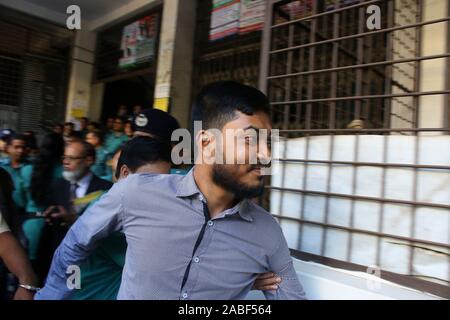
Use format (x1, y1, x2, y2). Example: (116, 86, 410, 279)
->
(88, 83, 105, 122)
(65, 29, 97, 126)
(154, 0, 197, 128)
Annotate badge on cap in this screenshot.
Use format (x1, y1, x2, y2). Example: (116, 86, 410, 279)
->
(135, 114, 148, 127)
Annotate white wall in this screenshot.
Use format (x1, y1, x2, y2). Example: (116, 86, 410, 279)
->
(246, 258, 444, 300)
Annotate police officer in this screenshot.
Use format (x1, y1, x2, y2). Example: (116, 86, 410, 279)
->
(85, 130, 110, 180)
(104, 117, 129, 157)
(131, 108, 190, 175)
(0, 134, 31, 211)
(0, 129, 14, 165)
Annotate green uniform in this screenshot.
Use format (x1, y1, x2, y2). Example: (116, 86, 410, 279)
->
(1, 161, 31, 209)
(0, 153, 9, 165)
(71, 232, 126, 300)
(104, 133, 129, 156)
(90, 147, 110, 180)
(67, 192, 126, 300)
(21, 164, 63, 261)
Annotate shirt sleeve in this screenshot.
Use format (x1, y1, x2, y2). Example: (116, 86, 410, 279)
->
(0, 210, 10, 234)
(34, 180, 126, 300)
(264, 230, 307, 300)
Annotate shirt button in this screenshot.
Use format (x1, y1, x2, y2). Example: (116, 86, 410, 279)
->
(207, 221, 214, 227)
(193, 256, 200, 263)
(182, 292, 188, 299)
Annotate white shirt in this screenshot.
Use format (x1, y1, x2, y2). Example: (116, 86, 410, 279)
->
(74, 172, 93, 198)
(0, 210, 10, 234)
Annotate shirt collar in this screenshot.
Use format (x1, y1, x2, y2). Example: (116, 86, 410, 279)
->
(176, 167, 253, 222)
(176, 168, 201, 198)
(76, 171, 93, 188)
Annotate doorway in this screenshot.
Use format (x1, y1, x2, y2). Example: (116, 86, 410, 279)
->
(101, 74, 154, 121)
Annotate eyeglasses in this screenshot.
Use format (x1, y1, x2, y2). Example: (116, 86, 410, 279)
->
(62, 155, 86, 162)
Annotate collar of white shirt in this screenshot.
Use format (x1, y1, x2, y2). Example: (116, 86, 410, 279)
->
(75, 172, 93, 198)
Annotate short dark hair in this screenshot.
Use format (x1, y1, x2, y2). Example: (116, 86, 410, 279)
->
(23, 131, 37, 149)
(64, 122, 74, 127)
(191, 81, 270, 130)
(88, 121, 102, 131)
(67, 131, 83, 141)
(115, 136, 171, 179)
(6, 133, 27, 146)
(88, 130, 104, 144)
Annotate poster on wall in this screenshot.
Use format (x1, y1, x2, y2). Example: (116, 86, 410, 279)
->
(119, 13, 159, 68)
(276, 0, 313, 22)
(209, 0, 240, 41)
(239, 0, 266, 34)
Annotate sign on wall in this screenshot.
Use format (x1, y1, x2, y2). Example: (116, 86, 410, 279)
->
(119, 13, 159, 68)
(239, 0, 266, 34)
(209, 0, 241, 41)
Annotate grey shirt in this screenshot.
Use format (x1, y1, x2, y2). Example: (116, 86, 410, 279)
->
(35, 168, 306, 300)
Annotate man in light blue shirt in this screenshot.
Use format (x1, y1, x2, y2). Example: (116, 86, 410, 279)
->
(36, 81, 306, 300)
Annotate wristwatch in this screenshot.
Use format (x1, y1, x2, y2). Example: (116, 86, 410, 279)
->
(18, 284, 41, 292)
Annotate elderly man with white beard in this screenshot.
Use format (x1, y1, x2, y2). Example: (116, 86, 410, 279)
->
(37, 140, 112, 282)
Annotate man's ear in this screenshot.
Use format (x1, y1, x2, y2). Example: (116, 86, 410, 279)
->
(120, 165, 130, 178)
(195, 130, 218, 165)
(195, 130, 210, 147)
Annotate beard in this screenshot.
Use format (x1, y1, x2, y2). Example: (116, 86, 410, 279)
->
(63, 167, 87, 183)
(212, 165, 265, 200)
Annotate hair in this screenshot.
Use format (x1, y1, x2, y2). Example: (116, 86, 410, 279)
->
(23, 131, 37, 150)
(75, 140, 96, 161)
(6, 133, 27, 146)
(87, 130, 104, 144)
(67, 130, 83, 141)
(30, 132, 64, 206)
(81, 117, 89, 122)
(191, 81, 270, 130)
(115, 116, 127, 123)
(115, 136, 171, 179)
(88, 121, 102, 131)
(64, 122, 74, 127)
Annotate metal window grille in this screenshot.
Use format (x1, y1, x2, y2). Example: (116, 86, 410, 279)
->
(0, 6, 72, 132)
(192, 0, 263, 96)
(259, 0, 450, 298)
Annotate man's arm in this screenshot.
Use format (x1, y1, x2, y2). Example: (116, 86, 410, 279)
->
(0, 231, 38, 300)
(34, 181, 126, 300)
(264, 231, 307, 300)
